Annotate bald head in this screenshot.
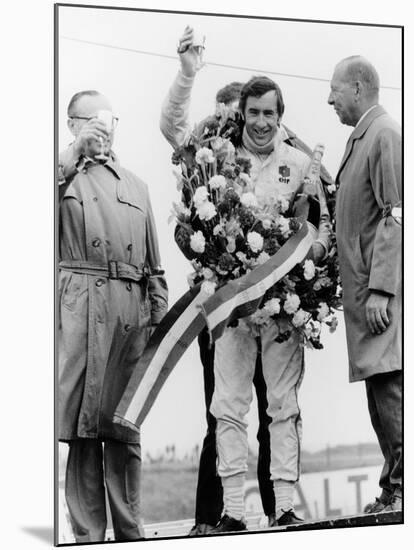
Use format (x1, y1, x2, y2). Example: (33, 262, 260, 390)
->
(328, 56, 380, 126)
(337, 56, 380, 100)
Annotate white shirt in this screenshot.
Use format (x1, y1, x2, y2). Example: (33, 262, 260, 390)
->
(355, 104, 378, 128)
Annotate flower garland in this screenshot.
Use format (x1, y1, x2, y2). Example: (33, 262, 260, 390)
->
(169, 104, 342, 349)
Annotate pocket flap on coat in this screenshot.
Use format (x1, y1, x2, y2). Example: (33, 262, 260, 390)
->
(116, 178, 146, 212)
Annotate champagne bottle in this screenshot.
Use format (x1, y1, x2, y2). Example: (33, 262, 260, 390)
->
(303, 143, 325, 197)
(293, 143, 325, 231)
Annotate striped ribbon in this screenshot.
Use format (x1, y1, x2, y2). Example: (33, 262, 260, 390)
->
(114, 200, 315, 431)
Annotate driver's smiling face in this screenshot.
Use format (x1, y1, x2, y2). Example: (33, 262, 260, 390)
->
(243, 90, 280, 146)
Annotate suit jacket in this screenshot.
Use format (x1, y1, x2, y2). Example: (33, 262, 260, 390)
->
(335, 105, 401, 381)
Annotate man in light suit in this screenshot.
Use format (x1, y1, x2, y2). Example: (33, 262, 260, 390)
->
(328, 56, 402, 513)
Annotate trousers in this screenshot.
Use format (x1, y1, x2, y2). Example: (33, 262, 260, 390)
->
(211, 322, 304, 482)
(193, 328, 275, 525)
(365, 370, 402, 499)
(65, 438, 144, 542)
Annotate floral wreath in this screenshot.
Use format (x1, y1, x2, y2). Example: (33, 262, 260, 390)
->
(169, 104, 342, 349)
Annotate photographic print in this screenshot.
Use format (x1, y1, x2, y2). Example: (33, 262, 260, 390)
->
(55, 3, 402, 546)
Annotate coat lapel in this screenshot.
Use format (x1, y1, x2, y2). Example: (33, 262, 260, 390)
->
(335, 105, 386, 184)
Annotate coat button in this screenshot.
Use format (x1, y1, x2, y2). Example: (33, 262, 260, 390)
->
(92, 238, 101, 247)
(95, 278, 105, 287)
(93, 197, 98, 202)
(126, 282, 132, 291)
(127, 243, 132, 251)
(124, 324, 131, 332)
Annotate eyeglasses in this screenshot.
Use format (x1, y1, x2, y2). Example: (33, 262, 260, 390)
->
(69, 115, 119, 129)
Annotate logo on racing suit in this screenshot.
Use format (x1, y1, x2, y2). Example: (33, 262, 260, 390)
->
(278, 164, 291, 184)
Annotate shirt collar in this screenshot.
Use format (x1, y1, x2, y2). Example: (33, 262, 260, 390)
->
(355, 105, 378, 129)
(279, 124, 289, 142)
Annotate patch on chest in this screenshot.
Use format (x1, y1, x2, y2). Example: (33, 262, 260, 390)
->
(278, 164, 291, 184)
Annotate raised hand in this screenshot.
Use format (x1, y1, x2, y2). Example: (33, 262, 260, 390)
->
(72, 118, 109, 157)
(177, 25, 205, 77)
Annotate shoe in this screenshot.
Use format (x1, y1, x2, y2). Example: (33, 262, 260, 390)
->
(383, 494, 402, 512)
(188, 523, 216, 536)
(364, 496, 390, 514)
(276, 509, 304, 526)
(209, 514, 247, 533)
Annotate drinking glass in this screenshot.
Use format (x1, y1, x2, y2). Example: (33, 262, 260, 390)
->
(192, 29, 205, 71)
(94, 109, 113, 160)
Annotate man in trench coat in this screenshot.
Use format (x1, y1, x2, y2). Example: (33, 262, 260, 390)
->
(58, 90, 168, 542)
(328, 56, 401, 512)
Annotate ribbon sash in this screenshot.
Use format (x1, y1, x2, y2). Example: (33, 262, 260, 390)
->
(114, 210, 314, 431)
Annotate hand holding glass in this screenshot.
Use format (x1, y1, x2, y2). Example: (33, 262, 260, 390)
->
(191, 29, 205, 71)
(94, 109, 113, 160)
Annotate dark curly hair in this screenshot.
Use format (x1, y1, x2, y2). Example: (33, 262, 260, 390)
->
(215, 82, 244, 105)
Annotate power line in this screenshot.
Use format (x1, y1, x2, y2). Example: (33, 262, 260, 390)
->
(60, 35, 401, 91)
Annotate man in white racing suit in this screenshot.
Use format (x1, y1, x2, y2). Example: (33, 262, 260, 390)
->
(160, 26, 331, 532)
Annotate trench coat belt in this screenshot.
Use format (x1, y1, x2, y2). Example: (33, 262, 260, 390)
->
(59, 259, 148, 283)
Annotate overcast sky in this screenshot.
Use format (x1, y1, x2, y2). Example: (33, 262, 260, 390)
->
(57, 5, 402, 456)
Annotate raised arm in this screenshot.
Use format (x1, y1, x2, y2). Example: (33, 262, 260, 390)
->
(160, 26, 204, 150)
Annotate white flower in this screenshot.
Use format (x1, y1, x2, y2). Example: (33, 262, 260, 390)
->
(239, 172, 252, 186)
(262, 218, 272, 230)
(202, 267, 214, 280)
(201, 280, 217, 296)
(213, 223, 224, 236)
(257, 251, 270, 265)
(209, 175, 227, 190)
(226, 236, 236, 253)
(225, 218, 242, 237)
(275, 196, 290, 213)
(190, 231, 206, 254)
(247, 231, 264, 253)
(240, 192, 258, 208)
(263, 298, 281, 316)
(195, 147, 215, 164)
(317, 302, 330, 321)
(284, 293, 301, 314)
(211, 137, 225, 151)
(168, 201, 191, 224)
(303, 259, 316, 281)
(174, 201, 191, 216)
(292, 308, 309, 328)
(278, 217, 292, 238)
(193, 186, 209, 207)
(327, 184, 336, 194)
(197, 200, 217, 221)
(250, 310, 269, 326)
